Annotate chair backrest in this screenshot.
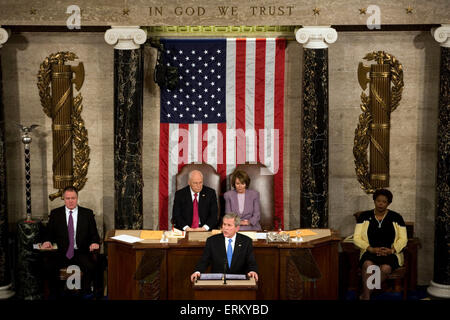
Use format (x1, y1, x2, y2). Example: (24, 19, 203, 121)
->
(176, 163, 221, 219)
(231, 163, 274, 231)
(353, 211, 414, 239)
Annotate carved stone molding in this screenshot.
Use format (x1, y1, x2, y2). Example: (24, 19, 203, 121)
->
(104, 26, 147, 50)
(432, 24, 450, 48)
(295, 26, 337, 49)
(0, 28, 9, 48)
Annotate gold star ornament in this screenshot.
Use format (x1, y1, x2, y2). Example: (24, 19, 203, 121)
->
(359, 8, 367, 15)
(313, 8, 320, 15)
(123, 8, 130, 16)
(405, 7, 413, 14)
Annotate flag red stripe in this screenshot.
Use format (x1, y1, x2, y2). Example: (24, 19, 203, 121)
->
(159, 123, 169, 230)
(274, 39, 286, 229)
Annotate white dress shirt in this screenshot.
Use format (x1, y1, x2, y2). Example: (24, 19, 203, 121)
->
(65, 206, 78, 249)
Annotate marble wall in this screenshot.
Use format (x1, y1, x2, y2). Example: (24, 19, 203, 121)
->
(1, 30, 439, 284)
(328, 31, 439, 284)
(2, 32, 114, 239)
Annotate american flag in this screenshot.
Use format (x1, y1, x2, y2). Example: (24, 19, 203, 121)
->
(158, 38, 286, 230)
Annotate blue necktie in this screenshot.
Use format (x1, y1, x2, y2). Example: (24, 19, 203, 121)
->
(227, 238, 233, 268)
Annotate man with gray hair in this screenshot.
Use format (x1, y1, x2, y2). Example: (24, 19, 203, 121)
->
(172, 170, 218, 231)
(191, 212, 258, 282)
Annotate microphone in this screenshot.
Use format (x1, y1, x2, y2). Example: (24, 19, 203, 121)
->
(223, 259, 227, 284)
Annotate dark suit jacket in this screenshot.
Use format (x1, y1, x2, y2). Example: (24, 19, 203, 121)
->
(172, 185, 218, 230)
(44, 206, 100, 255)
(196, 233, 258, 274)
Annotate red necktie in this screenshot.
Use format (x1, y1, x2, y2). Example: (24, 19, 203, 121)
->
(191, 193, 199, 228)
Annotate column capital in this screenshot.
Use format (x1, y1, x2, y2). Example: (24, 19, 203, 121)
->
(432, 24, 450, 48)
(295, 26, 337, 49)
(104, 26, 147, 50)
(0, 27, 9, 48)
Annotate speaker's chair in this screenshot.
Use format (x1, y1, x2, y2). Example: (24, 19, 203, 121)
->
(175, 163, 221, 223)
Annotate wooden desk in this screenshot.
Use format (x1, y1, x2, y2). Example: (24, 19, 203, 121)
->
(106, 230, 341, 300)
(193, 278, 257, 300)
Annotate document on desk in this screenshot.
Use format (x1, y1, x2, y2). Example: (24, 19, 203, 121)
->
(140, 230, 164, 240)
(111, 234, 143, 243)
(255, 233, 267, 240)
(200, 273, 247, 280)
(238, 231, 257, 240)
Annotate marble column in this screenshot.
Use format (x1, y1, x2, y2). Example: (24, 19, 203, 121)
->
(15, 221, 42, 300)
(0, 27, 14, 300)
(296, 27, 337, 228)
(428, 25, 450, 299)
(105, 27, 146, 229)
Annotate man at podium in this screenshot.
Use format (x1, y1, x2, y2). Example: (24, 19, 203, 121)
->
(190, 213, 258, 282)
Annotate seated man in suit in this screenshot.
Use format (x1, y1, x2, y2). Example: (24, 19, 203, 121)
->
(41, 186, 101, 297)
(172, 170, 218, 231)
(190, 213, 258, 282)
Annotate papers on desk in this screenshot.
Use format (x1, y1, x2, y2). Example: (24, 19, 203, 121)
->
(255, 233, 267, 240)
(200, 273, 247, 280)
(111, 234, 143, 243)
(285, 229, 318, 237)
(165, 228, 186, 239)
(140, 230, 164, 240)
(238, 231, 258, 240)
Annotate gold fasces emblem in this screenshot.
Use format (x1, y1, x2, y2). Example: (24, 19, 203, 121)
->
(37, 52, 90, 200)
(353, 51, 403, 193)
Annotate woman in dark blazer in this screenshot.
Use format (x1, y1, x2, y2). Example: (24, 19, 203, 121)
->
(224, 170, 261, 231)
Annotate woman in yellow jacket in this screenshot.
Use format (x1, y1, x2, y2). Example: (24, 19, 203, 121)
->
(353, 189, 408, 300)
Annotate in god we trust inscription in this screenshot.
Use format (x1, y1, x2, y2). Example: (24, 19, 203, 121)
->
(148, 5, 294, 17)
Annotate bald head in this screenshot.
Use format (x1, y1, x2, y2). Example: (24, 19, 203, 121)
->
(188, 170, 203, 193)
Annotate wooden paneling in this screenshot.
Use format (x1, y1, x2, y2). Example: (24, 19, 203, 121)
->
(254, 248, 279, 299)
(167, 248, 203, 299)
(106, 234, 341, 300)
(107, 242, 137, 300)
